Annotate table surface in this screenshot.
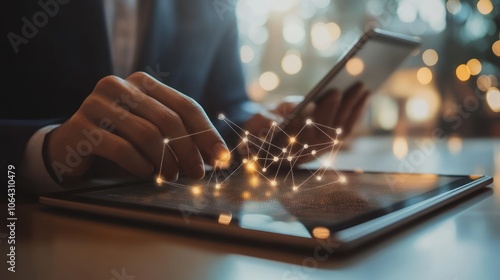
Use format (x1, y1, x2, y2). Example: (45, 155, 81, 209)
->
(2, 136, 499, 280)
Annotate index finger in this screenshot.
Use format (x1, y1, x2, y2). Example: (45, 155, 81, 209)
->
(127, 72, 230, 162)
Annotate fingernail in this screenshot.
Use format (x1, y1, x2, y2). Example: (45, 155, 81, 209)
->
(191, 163, 205, 179)
(213, 142, 231, 162)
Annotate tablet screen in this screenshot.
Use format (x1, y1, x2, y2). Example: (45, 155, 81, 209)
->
(67, 171, 479, 238)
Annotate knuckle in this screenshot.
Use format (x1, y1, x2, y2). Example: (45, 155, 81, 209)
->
(135, 122, 162, 145)
(161, 109, 182, 127)
(177, 95, 202, 112)
(127, 71, 149, 83)
(96, 75, 122, 90)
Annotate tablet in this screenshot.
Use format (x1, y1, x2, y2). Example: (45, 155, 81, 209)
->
(39, 171, 492, 252)
(281, 28, 421, 128)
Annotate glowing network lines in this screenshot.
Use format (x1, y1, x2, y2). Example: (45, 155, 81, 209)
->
(155, 114, 346, 194)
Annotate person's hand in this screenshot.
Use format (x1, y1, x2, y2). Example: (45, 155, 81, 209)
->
(244, 82, 369, 164)
(45, 72, 230, 184)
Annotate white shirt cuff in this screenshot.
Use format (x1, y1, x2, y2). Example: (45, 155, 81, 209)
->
(20, 124, 62, 194)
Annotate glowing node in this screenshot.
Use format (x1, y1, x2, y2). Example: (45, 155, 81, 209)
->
(271, 121, 277, 126)
(262, 168, 267, 172)
(336, 128, 342, 135)
(292, 185, 299, 191)
(253, 156, 258, 161)
(333, 139, 339, 145)
(218, 114, 225, 120)
(156, 177, 163, 185)
(311, 150, 317, 155)
(270, 180, 277, 186)
(242, 191, 251, 199)
(282, 148, 287, 153)
(273, 156, 279, 162)
(245, 131, 250, 135)
(316, 176, 322, 181)
(163, 138, 169, 144)
(287, 156, 293, 162)
(289, 137, 296, 143)
(242, 137, 248, 143)
(303, 144, 309, 149)
(340, 176, 346, 183)
(306, 119, 313, 125)
(242, 159, 248, 164)
(191, 186, 201, 195)
(215, 183, 221, 189)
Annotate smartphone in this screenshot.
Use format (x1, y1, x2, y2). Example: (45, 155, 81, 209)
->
(279, 28, 421, 129)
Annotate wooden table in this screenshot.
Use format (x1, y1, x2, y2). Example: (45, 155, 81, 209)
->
(2, 136, 499, 280)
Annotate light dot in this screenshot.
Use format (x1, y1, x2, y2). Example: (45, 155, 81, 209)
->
(245, 131, 249, 135)
(273, 156, 279, 162)
(281, 52, 303, 75)
(253, 156, 258, 161)
(287, 156, 293, 161)
(422, 49, 439, 66)
(259, 71, 280, 91)
(218, 114, 225, 120)
(282, 148, 287, 153)
(336, 128, 342, 135)
(456, 64, 471, 82)
(417, 67, 433, 85)
(466, 59, 482, 76)
(270, 180, 277, 186)
(486, 87, 500, 112)
(271, 121, 278, 126)
(346, 57, 365, 76)
(242, 191, 251, 199)
(316, 176, 322, 181)
(477, 0, 493, 15)
(293, 185, 299, 191)
(312, 226, 330, 239)
(333, 139, 339, 145)
(191, 186, 202, 196)
(163, 138, 169, 144)
(243, 137, 248, 143)
(477, 75, 492, 91)
(303, 144, 309, 149)
(306, 119, 313, 125)
(242, 159, 248, 164)
(156, 177, 163, 184)
(240, 45, 254, 63)
(262, 168, 267, 172)
(340, 176, 346, 183)
(493, 40, 500, 57)
(406, 97, 431, 122)
(215, 183, 221, 189)
(289, 137, 296, 143)
(311, 150, 317, 155)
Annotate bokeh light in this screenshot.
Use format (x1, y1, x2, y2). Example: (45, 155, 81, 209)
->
(466, 58, 482, 76)
(456, 64, 471, 81)
(346, 57, 365, 76)
(422, 49, 439, 66)
(417, 67, 433, 85)
(486, 87, 500, 112)
(259, 71, 280, 91)
(493, 40, 500, 57)
(281, 51, 303, 75)
(477, 0, 493, 15)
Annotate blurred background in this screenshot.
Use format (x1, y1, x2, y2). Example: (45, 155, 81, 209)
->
(234, 0, 500, 139)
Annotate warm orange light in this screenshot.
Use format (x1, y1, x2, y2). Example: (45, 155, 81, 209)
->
(477, 0, 493, 15)
(493, 40, 500, 57)
(346, 57, 364, 76)
(466, 59, 482, 75)
(456, 64, 470, 81)
(417, 67, 433, 85)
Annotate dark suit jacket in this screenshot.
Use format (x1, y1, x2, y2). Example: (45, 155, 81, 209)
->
(1, 0, 252, 183)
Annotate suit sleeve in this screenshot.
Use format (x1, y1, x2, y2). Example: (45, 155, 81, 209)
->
(200, 11, 260, 148)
